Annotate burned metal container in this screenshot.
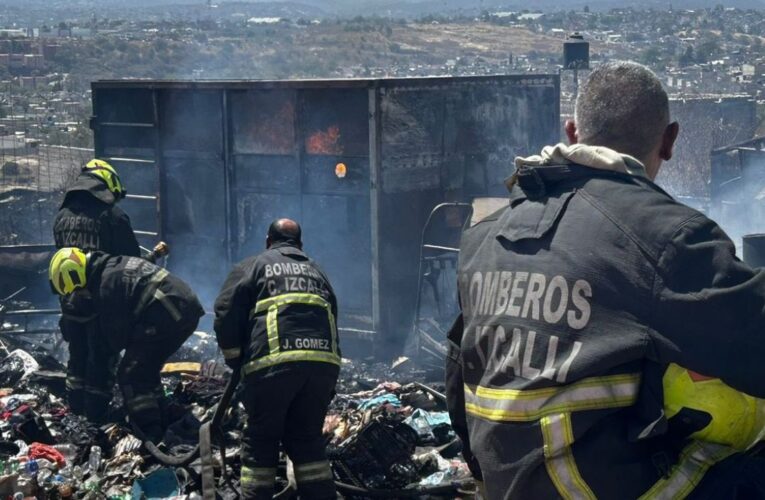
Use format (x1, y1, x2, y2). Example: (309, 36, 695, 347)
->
(90, 76, 560, 355)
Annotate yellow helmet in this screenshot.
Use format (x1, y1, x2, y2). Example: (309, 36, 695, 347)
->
(84, 159, 125, 199)
(663, 363, 765, 451)
(49, 247, 88, 295)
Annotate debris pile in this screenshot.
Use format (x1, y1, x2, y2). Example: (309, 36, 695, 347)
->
(0, 337, 475, 498)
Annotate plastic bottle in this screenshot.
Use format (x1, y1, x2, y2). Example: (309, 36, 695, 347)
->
(87, 446, 101, 473)
(53, 444, 77, 464)
(72, 465, 83, 482)
(24, 459, 38, 475)
(37, 468, 52, 486)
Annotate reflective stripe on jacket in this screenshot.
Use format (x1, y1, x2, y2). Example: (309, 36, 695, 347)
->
(449, 163, 765, 499)
(214, 242, 340, 372)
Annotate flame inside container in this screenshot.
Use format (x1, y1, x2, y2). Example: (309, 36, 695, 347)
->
(306, 125, 343, 155)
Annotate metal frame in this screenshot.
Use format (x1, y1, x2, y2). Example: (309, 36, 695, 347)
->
(410, 202, 473, 360)
(368, 87, 382, 347)
(91, 75, 560, 351)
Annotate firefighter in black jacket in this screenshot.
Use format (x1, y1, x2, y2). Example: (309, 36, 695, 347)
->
(53, 159, 140, 257)
(48, 247, 203, 440)
(53, 159, 169, 420)
(53, 159, 139, 418)
(214, 219, 340, 499)
(446, 62, 765, 499)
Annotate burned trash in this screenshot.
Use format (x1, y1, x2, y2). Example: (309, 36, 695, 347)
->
(0, 334, 476, 498)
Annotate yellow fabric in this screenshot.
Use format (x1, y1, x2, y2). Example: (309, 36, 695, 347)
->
(663, 363, 765, 451)
(161, 362, 201, 374)
(49, 247, 87, 295)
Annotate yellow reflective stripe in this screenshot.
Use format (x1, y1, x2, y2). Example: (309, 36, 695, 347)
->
(541, 413, 596, 500)
(464, 373, 640, 422)
(242, 350, 341, 375)
(250, 292, 337, 357)
(241, 466, 277, 486)
(294, 460, 333, 483)
(267, 305, 280, 354)
(638, 442, 735, 500)
(253, 293, 330, 315)
(328, 309, 338, 355)
(154, 289, 182, 322)
(221, 347, 241, 359)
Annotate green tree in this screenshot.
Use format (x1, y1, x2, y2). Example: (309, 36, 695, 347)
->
(641, 46, 661, 66)
(678, 45, 695, 66)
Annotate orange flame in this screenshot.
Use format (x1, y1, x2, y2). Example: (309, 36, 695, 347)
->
(306, 126, 343, 155)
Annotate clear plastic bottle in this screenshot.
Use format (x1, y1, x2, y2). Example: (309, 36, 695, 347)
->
(72, 465, 83, 482)
(53, 444, 77, 465)
(37, 468, 52, 486)
(87, 445, 102, 473)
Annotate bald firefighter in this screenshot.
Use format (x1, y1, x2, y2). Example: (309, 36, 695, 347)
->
(49, 248, 202, 440)
(446, 62, 765, 499)
(53, 160, 168, 419)
(214, 219, 340, 499)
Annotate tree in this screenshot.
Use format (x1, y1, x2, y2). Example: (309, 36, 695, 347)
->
(695, 39, 720, 63)
(584, 5, 590, 13)
(678, 45, 695, 67)
(641, 46, 661, 66)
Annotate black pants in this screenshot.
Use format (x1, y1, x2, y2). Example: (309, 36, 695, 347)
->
(241, 362, 339, 499)
(62, 317, 118, 422)
(118, 301, 198, 441)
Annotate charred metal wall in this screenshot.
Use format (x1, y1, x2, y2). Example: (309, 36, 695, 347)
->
(91, 76, 560, 356)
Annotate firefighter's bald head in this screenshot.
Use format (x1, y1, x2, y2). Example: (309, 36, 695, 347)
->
(267, 218, 302, 249)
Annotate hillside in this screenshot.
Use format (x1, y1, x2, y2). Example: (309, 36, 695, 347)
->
(49, 21, 582, 84)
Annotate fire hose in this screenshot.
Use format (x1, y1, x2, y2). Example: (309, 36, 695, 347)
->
(132, 374, 471, 498)
(130, 369, 241, 499)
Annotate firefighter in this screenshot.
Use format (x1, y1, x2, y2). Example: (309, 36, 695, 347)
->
(53, 159, 168, 419)
(446, 61, 765, 499)
(214, 219, 340, 499)
(48, 247, 203, 440)
(53, 159, 140, 257)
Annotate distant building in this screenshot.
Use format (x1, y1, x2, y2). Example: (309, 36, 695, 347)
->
(0, 135, 40, 154)
(657, 95, 757, 198)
